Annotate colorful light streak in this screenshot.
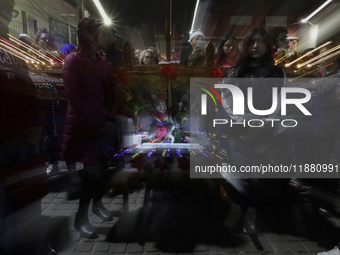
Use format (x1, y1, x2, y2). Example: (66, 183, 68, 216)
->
(8, 35, 55, 64)
(286, 41, 332, 67)
(305, 49, 340, 68)
(0, 38, 44, 64)
(0, 44, 30, 63)
(8, 34, 64, 64)
(289, 62, 333, 81)
(296, 42, 336, 69)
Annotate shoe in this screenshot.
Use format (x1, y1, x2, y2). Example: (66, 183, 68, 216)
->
(223, 203, 243, 229)
(74, 215, 98, 239)
(46, 164, 61, 176)
(92, 205, 114, 221)
(317, 246, 340, 255)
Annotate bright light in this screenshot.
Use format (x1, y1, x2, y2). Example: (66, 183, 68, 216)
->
(93, 0, 111, 25)
(190, 0, 200, 34)
(301, 0, 332, 23)
(285, 41, 331, 67)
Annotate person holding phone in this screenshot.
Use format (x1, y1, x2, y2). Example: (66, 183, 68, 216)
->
(180, 30, 206, 66)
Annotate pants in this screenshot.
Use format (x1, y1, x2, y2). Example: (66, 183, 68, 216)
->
(77, 162, 113, 217)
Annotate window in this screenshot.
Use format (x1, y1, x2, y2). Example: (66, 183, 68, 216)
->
(33, 20, 38, 35)
(22, 11, 27, 34)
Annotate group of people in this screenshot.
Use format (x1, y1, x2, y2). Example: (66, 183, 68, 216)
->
(1, 0, 340, 253)
(134, 45, 162, 65)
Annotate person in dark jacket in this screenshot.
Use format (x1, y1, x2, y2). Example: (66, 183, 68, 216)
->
(61, 18, 118, 239)
(0, 0, 57, 254)
(220, 27, 289, 229)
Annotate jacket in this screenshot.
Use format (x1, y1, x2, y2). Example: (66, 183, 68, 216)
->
(61, 52, 117, 164)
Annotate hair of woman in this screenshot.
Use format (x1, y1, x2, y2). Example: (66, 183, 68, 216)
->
(139, 49, 154, 65)
(74, 18, 102, 56)
(215, 33, 237, 67)
(236, 27, 274, 67)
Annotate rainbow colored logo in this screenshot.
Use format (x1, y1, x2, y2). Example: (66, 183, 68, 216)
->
(197, 82, 223, 108)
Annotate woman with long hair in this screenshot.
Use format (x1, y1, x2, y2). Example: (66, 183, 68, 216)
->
(231, 27, 284, 78)
(214, 34, 239, 70)
(220, 27, 288, 230)
(61, 18, 118, 239)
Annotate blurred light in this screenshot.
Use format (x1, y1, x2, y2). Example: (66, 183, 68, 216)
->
(190, 0, 200, 34)
(310, 25, 318, 41)
(93, 0, 111, 25)
(307, 50, 340, 68)
(298, 43, 340, 69)
(301, 0, 332, 23)
(285, 41, 331, 67)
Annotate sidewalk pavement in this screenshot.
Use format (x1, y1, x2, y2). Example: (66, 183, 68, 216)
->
(40, 162, 331, 255)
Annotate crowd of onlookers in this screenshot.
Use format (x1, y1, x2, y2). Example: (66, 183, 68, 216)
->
(2, 0, 340, 252)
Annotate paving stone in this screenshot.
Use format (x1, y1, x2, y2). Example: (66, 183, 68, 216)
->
(103, 197, 114, 203)
(287, 241, 308, 252)
(46, 203, 62, 210)
(113, 198, 124, 203)
(51, 198, 64, 204)
(127, 243, 144, 253)
(280, 234, 299, 242)
(62, 199, 76, 204)
(265, 233, 284, 242)
(270, 242, 291, 253)
(257, 233, 269, 242)
(300, 241, 325, 252)
(193, 252, 210, 255)
(45, 193, 58, 198)
(92, 252, 109, 255)
(58, 252, 73, 255)
(75, 241, 94, 252)
(110, 243, 127, 253)
(129, 198, 136, 204)
(136, 198, 145, 204)
(144, 242, 159, 252)
(42, 210, 55, 216)
(64, 241, 78, 252)
(42, 197, 54, 203)
(57, 192, 66, 198)
(240, 242, 259, 253)
(93, 242, 111, 252)
(109, 204, 123, 211)
(70, 204, 80, 210)
(53, 210, 69, 217)
(261, 242, 274, 253)
(66, 209, 78, 217)
(209, 245, 224, 252)
(194, 243, 209, 251)
(70, 231, 81, 242)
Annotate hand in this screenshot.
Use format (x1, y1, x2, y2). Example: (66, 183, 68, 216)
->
(28, 125, 43, 145)
(192, 46, 203, 54)
(100, 122, 116, 134)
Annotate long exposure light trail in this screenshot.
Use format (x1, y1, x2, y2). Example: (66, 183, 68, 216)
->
(285, 41, 332, 67)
